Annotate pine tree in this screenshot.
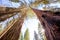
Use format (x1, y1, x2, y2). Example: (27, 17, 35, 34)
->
(24, 28, 29, 40)
(18, 32, 24, 40)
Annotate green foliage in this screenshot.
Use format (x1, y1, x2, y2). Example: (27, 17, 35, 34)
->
(42, 0, 49, 4)
(20, 33, 24, 40)
(24, 28, 29, 40)
(18, 32, 24, 40)
(9, 0, 19, 2)
(30, 0, 49, 8)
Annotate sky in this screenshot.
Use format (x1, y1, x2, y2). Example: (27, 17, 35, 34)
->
(0, 0, 60, 8)
(0, 0, 34, 8)
(0, 0, 20, 8)
(0, 14, 19, 32)
(21, 15, 39, 40)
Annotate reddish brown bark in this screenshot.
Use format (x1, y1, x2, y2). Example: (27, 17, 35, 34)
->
(0, 18, 24, 40)
(32, 9, 60, 40)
